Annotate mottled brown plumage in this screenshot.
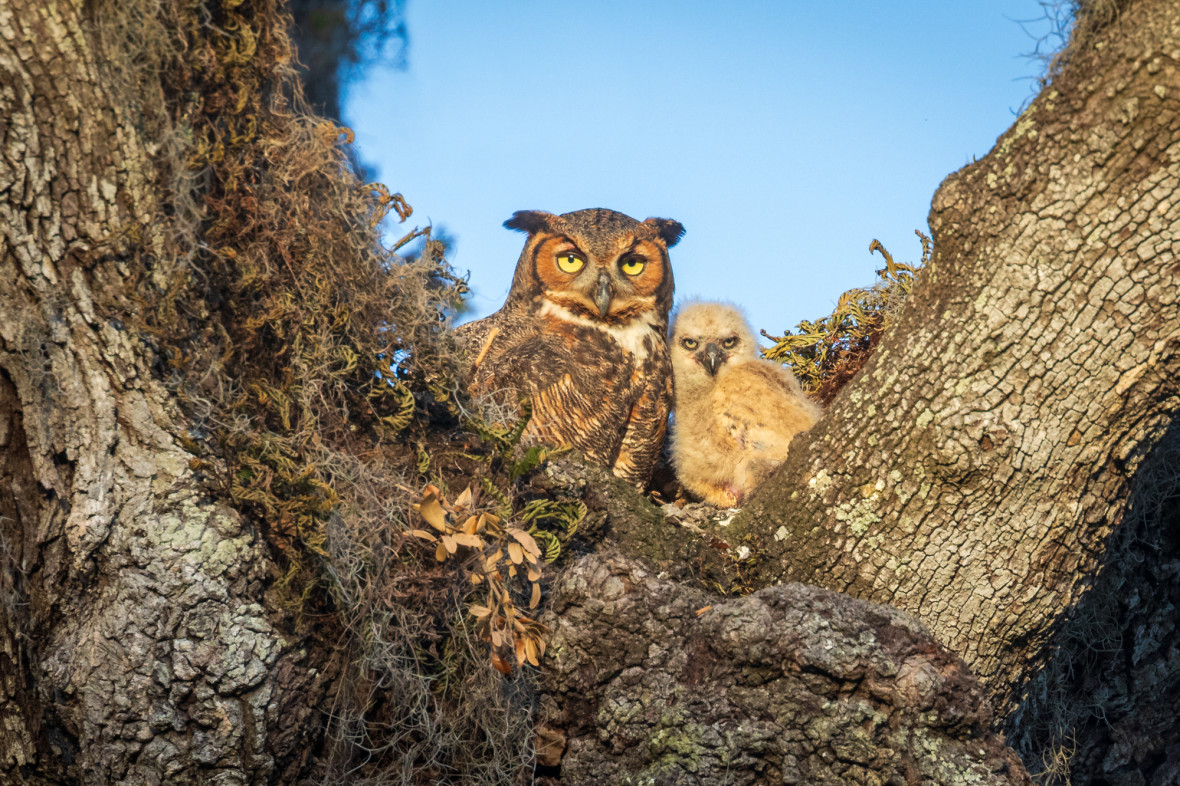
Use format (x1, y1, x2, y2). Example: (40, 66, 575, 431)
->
(670, 301, 822, 507)
(455, 208, 683, 486)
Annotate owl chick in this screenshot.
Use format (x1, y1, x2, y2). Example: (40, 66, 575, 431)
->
(669, 301, 822, 507)
(455, 208, 684, 487)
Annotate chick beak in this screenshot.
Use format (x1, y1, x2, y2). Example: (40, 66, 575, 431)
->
(701, 343, 725, 376)
(594, 272, 613, 318)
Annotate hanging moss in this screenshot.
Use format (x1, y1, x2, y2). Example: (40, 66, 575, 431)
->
(94, 0, 570, 781)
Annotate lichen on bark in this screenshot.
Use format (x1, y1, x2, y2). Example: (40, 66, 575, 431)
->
(3, 0, 1179, 783)
(0, 0, 339, 781)
(540, 553, 1030, 785)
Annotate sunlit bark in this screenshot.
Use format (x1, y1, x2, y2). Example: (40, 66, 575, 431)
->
(0, 3, 321, 782)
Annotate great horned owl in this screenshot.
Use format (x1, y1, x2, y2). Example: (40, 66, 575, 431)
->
(455, 208, 684, 487)
(669, 301, 822, 507)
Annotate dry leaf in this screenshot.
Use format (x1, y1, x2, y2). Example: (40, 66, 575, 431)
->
(442, 534, 458, 554)
(527, 565, 541, 582)
(491, 649, 512, 675)
(453, 485, 473, 510)
(529, 581, 541, 609)
(508, 564, 517, 577)
(514, 635, 526, 666)
(508, 528, 542, 557)
(469, 604, 492, 618)
(462, 515, 479, 535)
(415, 492, 449, 532)
(452, 532, 483, 549)
(491, 628, 503, 647)
(524, 636, 539, 667)
(507, 542, 524, 564)
(434, 542, 448, 562)
(409, 529, 438, 542)
(485, 549, 502, 571)
(470, 572, 483, 584)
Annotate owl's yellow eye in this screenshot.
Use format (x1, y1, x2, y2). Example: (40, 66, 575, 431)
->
(681, 338, 698, 350)
(620, 256, 646, 276)
(722, 336, 739, 349)
(556, 253, 584, 274)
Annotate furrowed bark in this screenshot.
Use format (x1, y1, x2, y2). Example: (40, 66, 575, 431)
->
(539, 553, 1031, 785)
(0, 2, 321, 782)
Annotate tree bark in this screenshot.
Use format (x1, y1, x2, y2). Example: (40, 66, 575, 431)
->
(539, 552, 1031, 785)
(3, 0, 1179, 783)
(727, 0, 1180, 712)
(1005, 418, 1180, 783)
(0, 2, 322, 782)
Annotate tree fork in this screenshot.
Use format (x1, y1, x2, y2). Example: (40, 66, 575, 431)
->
(3, 0, 1178, 782)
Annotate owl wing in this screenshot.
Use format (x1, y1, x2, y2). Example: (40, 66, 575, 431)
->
(712, 359, 819, 457)
(469, 321, 632, 470)
(612, 342, 673, 487)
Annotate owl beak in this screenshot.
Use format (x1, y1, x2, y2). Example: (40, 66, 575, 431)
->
(701, 343, 725, 376)
(594, 272, 613, 318)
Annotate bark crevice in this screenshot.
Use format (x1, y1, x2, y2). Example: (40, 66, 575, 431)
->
(539, 552, 1031, 785)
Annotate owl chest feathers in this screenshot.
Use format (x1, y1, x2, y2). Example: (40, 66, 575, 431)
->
(537, 298, 664, 366)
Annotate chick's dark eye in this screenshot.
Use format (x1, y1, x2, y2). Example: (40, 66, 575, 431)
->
(682, 338, 698, 350)
(722, 337, 738, 349)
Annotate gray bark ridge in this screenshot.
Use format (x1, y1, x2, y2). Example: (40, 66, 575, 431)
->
(0, 2, 317, 782)
(541, 552, 1031, 785)
(735, 0, 1180, 709)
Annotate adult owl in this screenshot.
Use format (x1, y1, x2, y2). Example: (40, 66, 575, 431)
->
(669, 301, 822, 507)
(455, 208, 684, 487)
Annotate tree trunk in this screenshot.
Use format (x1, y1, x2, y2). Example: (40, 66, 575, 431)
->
(0, 2, 323, 782)
(1005, 418, 1180, 783)
(3, 0, 1179, 783)
(728, 0, 1180, 712)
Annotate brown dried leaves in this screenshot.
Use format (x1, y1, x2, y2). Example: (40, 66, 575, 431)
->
(411, 484, 549, 673)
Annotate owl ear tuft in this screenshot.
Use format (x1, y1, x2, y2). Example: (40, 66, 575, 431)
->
(643, 217, 685, 248)
(504, 210, 558, 235)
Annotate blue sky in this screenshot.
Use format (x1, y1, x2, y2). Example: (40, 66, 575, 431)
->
(345, 1, 1061, 340)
